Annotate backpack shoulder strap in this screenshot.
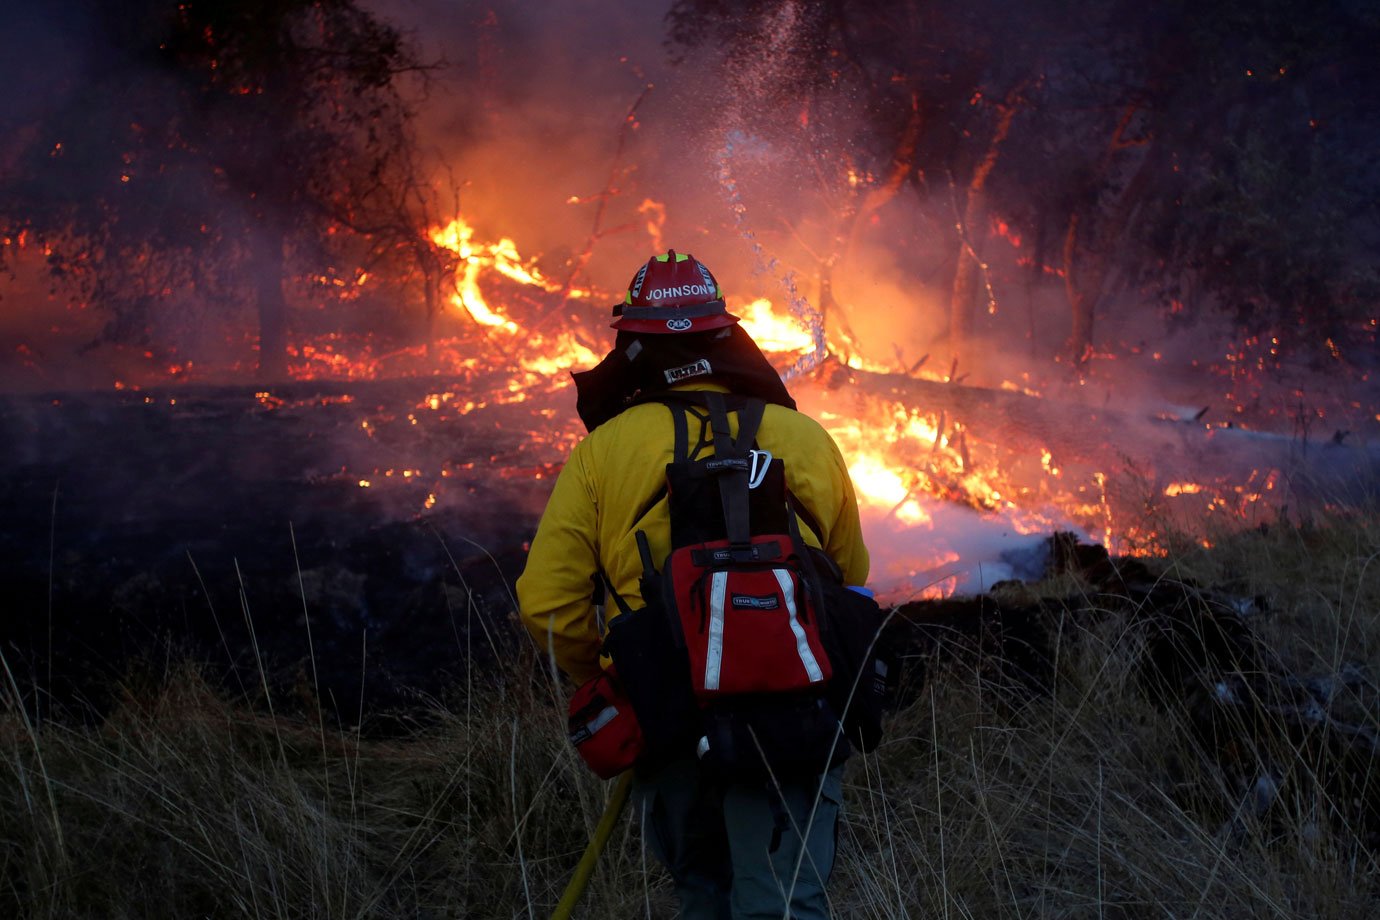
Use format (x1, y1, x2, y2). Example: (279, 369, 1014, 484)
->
(699, 391, 766, 455)
(598, 569, 635, 618)
(638, 390, 768, 460)
(731, 397, 766, 453)
(634, 391, 772, 550)
(640, 391, 711, 462)
(701, 392, 760, 547)
(786, 492, 824, 548)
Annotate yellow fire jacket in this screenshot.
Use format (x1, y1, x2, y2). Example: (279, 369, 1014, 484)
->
(517, 383, 869, 684)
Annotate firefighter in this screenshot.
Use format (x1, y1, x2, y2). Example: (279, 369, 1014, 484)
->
(518, 249, 869, 919)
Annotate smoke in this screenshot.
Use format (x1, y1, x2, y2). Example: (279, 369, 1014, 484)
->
(0, 3, 288, 387)
(0, 5, 99, 134)
(0, 5, 104, 388)
(4, 0, 1376, 590)
(862, 502, 1060, 602)
(376, 1, 893, 306)
(375, 0, 691, 287)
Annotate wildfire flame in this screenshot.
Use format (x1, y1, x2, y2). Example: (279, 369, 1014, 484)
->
(736, 297, 817, 354)
(430, 216, 599, 373)
(62, 209, 1298, 599)
(420, 217, 1110, 597)
(402, 215, 1300, 593)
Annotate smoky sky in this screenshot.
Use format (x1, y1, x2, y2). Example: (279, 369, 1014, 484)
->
(372, 0, 716, 288)
(5, 0, 1376, 428)
(0, 6, 97, 132)
(369, 1, 949, 368)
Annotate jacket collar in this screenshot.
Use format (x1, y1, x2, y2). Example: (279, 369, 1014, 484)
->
(572, 327, 796, 432)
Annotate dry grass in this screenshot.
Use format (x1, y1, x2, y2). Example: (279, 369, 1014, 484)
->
(3, 515, 1378, 918)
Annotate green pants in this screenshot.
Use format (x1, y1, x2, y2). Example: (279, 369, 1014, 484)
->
(634, 757, 844, 919)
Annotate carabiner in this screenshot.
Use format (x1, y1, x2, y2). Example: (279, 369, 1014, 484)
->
(747, 449, 772, 489)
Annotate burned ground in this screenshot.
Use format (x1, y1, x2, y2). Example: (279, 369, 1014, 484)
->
(0, 377, 559, 723)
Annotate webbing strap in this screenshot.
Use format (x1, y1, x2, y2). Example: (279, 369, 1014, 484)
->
(786, 493, 823, 547)
(635, 530, 657, 578)
(704, 392, 754, 548)
(786, 507, 831, 638)
(672, 398, 689, 462)
(704, 392, 735, 451)
(703, 391, 766, 456)
(642, 391, 771, 552)
(732, 399, 766, 454)
(598, 569, 635, 618)
(646, 391, 763, 459)
(667, 398, 713, 463)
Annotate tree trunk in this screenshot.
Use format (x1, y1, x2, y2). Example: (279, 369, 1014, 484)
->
(816, 93, 922, 357)
(947, 88, 1021, 369)
(816, 258, 864, 356)
(844, 92, 923, 265)
(253, 222, 289, 382)
(1063, 213, 1103, 367)
(949, 236, 981, 357)
(1025, 218, 1046, 357)
(1062, 105, 1152, 368)
(422, 259, 439, 364)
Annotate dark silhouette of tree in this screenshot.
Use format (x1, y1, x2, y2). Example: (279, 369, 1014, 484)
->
(0, 0, 436, 380)
(668, 0, 1380, 371)
(998, 0, 1380, 367)
(1123, 0, 1380, 364)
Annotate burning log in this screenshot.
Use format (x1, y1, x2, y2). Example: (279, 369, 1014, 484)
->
(808, 354, 1380, 526)
(820, 355, 1250, 471)
(814, 357, 1118, 464)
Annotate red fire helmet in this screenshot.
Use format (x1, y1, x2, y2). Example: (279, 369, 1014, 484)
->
(611, 249, 740, 334)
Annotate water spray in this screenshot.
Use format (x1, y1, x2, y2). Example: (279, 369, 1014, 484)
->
(715, 136, 827, 382)
(707, 1, 836, 381)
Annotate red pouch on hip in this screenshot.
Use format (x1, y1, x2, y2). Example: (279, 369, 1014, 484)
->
(566, 667, 644, 779)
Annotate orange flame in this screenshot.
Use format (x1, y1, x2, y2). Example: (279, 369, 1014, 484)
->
(195, 210, 1298, 574)
(431, 216, 599, 372)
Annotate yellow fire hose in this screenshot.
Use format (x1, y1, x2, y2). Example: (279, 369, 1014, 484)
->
(550, 770, 635, 920)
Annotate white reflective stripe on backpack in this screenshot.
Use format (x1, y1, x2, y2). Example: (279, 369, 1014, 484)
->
(585, 705, 619, 735)
(774, 568, 825, 683)
(705, 571, 728, 690)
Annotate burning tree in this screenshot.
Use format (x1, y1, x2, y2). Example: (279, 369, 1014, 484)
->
(667, 0, 1065, 369)
(0, 0, 437, 380)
